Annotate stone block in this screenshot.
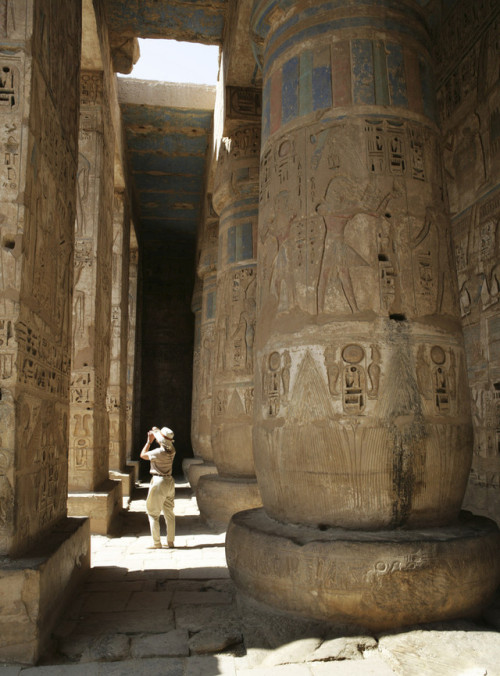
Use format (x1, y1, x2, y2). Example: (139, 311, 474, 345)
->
(0, 518, 90, 664)
(109, 466, 135, 500)
(68, 479, 122, 534)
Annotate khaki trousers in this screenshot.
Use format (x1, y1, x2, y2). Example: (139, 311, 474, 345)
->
(146, 475, 175, 546)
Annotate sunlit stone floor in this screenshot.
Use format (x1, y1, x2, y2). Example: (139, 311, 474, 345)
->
(1, 480, 499, 675)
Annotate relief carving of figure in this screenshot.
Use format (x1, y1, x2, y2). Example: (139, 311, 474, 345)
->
(316, 177, 399, 314)
(262, 191, 298, 312)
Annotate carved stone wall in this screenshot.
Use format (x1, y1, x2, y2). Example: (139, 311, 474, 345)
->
(195, 199, 219, 463)
(69, 69, 115, 491)
(190, 276, 203, 456)
(107, 191, 130, 472)
(0, 0, 81, 555)
(126, 228, 138, 463)
(437, 0, 500, 524)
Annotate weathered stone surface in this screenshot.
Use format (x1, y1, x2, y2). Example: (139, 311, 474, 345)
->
(174, 604, 240, 633)
(188, 626, 243, 654)
(261, 638, 322, 667)
(196, 475, 261, 529)
(378, 623, 500, 675)
(79, 633, 131, 662)
(98, 658, 184, 676)
(130, 629, 190, 658)
(227, 509, 500, 630)
(0, 518, 90, 664)
(310, 636, 378, 662)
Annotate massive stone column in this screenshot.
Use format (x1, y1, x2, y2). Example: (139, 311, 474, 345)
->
(0, 1, 89, 663)
(107, 190, 135, 500)
(67, 70, 122, 534)
(226, 0, 500, 629)
(188, 210, 219, 489)
(196, 125, 262, 527)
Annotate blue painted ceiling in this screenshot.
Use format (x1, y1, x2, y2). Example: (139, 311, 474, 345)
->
(104, 0, 226, 44)
(121, 101, 214, 238)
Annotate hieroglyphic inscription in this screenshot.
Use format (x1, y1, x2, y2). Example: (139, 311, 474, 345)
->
(227, 86, 262, 120)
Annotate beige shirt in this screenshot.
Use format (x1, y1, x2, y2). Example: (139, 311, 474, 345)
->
(146, 444, 175, 476)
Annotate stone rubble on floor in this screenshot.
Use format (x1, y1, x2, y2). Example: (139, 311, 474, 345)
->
(1, 481, 499, 675)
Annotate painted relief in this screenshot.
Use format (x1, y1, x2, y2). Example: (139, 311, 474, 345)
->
(215, 267, 256, 376)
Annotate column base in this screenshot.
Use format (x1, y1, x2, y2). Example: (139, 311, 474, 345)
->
(226, 508, 500, 632)
(109, 465, 135, 504)
(196, 474, 262, 530)
(186, 460, 218, 489)
(182, 456, 203, 483)
(126, 459, 140, 485)
(0, 517, 90, 664)
(68, 478, 122, 534)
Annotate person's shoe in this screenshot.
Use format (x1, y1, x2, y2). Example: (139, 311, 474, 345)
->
(167, 541, 175, 548)
(150, 542, 162, 549)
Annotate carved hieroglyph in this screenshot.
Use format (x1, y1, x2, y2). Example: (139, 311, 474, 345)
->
(0, 1, 80, 555)
(225, 0, 500, 628)
(69, 70, 115, 492)
(211, 124, 260, 477)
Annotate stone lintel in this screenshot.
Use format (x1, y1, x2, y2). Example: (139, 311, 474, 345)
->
(67, 479, 122, 535)
(0, 517, 90, 664)
(196, 475, 262, 530)
(118, 78, 216, 111)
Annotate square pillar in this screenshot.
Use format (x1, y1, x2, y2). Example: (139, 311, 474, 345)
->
(0, 0, 89, 663)
(67, 69, 121, 533)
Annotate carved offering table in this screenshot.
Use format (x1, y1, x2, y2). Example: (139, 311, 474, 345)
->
(226, 0, 500, 629)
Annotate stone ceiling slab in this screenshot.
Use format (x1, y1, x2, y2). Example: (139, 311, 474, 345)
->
(119, 80, 215, 238)
(104, 0, 226, 43)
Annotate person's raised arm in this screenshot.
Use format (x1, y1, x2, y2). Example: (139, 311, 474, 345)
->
(140, 430, 156, 459)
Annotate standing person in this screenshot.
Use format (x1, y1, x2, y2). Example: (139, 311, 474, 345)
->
(140, 426, 176, 549)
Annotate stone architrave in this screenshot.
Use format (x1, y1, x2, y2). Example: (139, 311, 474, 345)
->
(67, 69, 121, 534)
(226, 0, 500, 629)
(0, 0, 89, 663)
(125, 227, 139, 483)
(189, 205, 219, 489)
(196, 123, 263, 527)
(107, 190, 134, 499)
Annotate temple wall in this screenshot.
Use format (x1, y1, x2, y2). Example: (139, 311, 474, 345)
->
(0, 0, 81, 556)
(437, 0, 500, 525)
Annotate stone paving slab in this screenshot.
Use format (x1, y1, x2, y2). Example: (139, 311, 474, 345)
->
(130, 629, 190, 658)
